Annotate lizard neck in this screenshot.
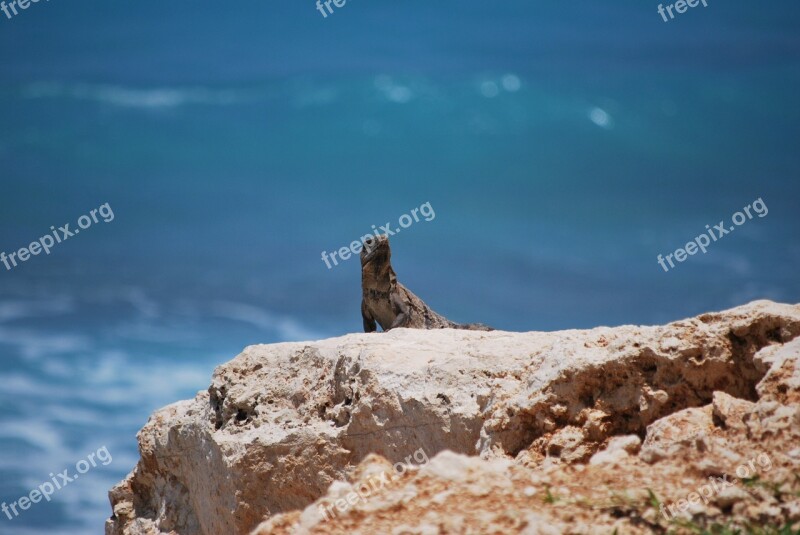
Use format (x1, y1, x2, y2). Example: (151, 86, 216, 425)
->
(362, 259, 397, 292)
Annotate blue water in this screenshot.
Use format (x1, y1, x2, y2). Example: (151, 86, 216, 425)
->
(1, 1, 799, 532)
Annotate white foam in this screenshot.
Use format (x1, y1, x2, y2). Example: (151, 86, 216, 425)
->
(209, 300, 322, 342)
(0, 297, 73, 323)
(588, 107, 614, 129)
(0, 327, 91, 361)
(501, 74, 522, 92)
(480, 81, 500, 98)
(0, 420, 64, 455)
(373, 75, 414, 104)
(22, 82, 246, 109)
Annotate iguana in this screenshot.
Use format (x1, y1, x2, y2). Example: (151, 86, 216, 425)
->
(360, 235, 493, 332)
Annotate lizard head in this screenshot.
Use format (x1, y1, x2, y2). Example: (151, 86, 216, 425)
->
(360, 234, 391, 267)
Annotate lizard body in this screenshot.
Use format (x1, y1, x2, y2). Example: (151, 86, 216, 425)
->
(359, 235, 493, 332)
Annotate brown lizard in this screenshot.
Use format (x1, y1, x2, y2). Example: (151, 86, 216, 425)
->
(360, 234, 493, 332)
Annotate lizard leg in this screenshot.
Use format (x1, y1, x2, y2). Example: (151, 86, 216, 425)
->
(361, 299, 377, 333)
(389, 293, 411, 330)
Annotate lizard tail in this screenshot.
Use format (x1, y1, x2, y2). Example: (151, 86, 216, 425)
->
(454, 323, 495, 331)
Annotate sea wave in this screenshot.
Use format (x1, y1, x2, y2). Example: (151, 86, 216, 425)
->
(209, 300, 322, 342)
(0, 326, 91, 361)
(0, 290, 321, 534)
(21, 82, 250, 109)
(0, 297, 74, 323)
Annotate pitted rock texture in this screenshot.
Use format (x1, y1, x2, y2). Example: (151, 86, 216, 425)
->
(106, 301, 800, 535)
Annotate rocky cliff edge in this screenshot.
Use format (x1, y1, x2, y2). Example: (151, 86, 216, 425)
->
(106, 300, 800, 534)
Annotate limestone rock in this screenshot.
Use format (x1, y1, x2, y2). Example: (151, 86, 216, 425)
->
(589, 434, 641, 465)
(107, 300, 800, 535)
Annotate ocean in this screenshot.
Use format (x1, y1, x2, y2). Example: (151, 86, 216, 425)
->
(0, 1, 799, 532)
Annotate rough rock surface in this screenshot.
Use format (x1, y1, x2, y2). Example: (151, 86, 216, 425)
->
(106, 301, 800, 535)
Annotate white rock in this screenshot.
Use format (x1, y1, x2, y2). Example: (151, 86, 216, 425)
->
(105, 301, 800, 535)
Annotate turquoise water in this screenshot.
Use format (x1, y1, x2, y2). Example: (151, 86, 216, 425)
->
(0, 1, 799, 532)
